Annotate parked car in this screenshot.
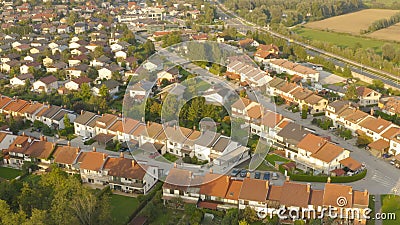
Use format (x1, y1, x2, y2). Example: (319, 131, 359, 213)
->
(231, 169, 240, 177)
(254, 172, 261, 179)
(390, 159, 396, 165)
(263, 172, 270, 180)
(82, 137, 90, 142)
(240, 169, 247, 178)
(272, 172, 279, 180)
(119, 147, 129, 152)
(382, 153, 392, 158)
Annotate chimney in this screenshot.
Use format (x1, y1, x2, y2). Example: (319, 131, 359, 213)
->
(22, 132, 25, 136)
(141, 117, 145, 122)
(370, 108, 374, 116)
(92, 146, 96, 152)
(226, 176, 230, 183)
(40, 135, 44, 141)
(327, 177, 331, 183)
(306, 183, 311, 193)
(193, 125, 196, 130)
(76, 147, 80, 154)
(80, 110, 84, 115)
(349, 187, 353, 195)
(209, 168, 213, 174)
(119, 152, 124, 158)
(300, 82, 303, 88)
(67, 141, 71, 146)
(364, 189, 368, 196)
(132, 160, 136, 167)
(174, 125, 176, 130)
(285, 176, 290, 182)
(147, 121, 150, 126)
(102, 153, 106, 160)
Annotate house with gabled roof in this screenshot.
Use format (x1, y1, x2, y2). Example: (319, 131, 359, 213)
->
(356, 86, 381, 106)
(52, 144, 81, 174)
(10, 73, 34, 87)
(24, 138, 55, 170)
(103, 153, 158, 194)
(94, 113, 119, 136)
(77, 148, 109, 185)
(74, 111, 100, 138)
(32, 75, 58, 93)
(4, 135, 34, 169)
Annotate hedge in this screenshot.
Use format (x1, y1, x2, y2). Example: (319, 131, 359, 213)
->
(128, 182, 162, 223)
(288, 169, 367, 183)
(312, 112, 326, 117)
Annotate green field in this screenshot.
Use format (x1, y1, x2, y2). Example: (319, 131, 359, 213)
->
(0, 167, 22, 180)
(380, 194, 400, 225)
(294, 27, 400, 54)
(110, 194, 140, 225)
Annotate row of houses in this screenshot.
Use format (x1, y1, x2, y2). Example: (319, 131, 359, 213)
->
(74, 111, 250, 166)
(162, 168, 369, 225)
(0, 95, 76, 129)
(326, 100, 400, 157)
(266, 77, 328, 113)
(268, 59, 320, 83)
(1, 132, 158, 194)
(231, 97, 361, 175)
(226, 58, 272, 88)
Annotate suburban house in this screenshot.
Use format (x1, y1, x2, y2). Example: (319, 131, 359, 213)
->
(74, 111, 100, 138)
(52, 144, 81, 174)
(292, 133, 351, 174)
(103, 154, 158, 194)
(78, 149, 109, 185)
(254, 44, 279, 63)
(379, 97, 400, 116)
(65, 77, 92, 91)
(32, 75, 58, 93)
(356, 86, 382, 106)
(10, 74, 34, 87)
(92, 80, 120, 97)
(226, 60, 272, 87)
(268, 59, 319, 82)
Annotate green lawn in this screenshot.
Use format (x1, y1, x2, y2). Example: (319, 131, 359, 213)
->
(294, 27, 400, 54)
(147, 207, 186, 225)
(162, 153, 178, 162)
(265, 154, 290, 165)
(0, 167, 22, 180)
(380, 194, 400, 225)
(110, 194, 140, 225)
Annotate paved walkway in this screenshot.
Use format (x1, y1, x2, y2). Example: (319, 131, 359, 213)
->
(375, 195, 383, 225)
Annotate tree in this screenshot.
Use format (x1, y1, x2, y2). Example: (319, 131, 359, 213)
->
(239, 220, 249, 225)
(301, 105, 308, 119)
(99, 84, 109, 100)
(78, 83, 92, 101)
(382, 43, 396, 61)
(342, 66, 352, 77)
(93, 46, 105, 59)
(240, 207, 258, 223)
(357, 133, 373, 147)
(344, 84, 358, 101)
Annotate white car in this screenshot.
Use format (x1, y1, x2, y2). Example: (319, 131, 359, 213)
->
(82, 137, 90, 142)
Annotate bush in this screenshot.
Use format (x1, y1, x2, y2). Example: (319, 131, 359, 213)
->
(312, 112, 325, 117)
(84, 139, 96, 145)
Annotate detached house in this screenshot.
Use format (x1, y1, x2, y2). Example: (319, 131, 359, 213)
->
(356, 86, 381, 106)
(103, 154, 158, 194)
(32, 75, 58, 93)
(52, 144, 81, 175)
(78, 149, 109, 185)
(10, 74, 34, 87)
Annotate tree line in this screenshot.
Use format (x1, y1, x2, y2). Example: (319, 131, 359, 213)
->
(223, 0, 364, 27)
(0, 167, 112, 225)
(361, 12, 400, 34)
